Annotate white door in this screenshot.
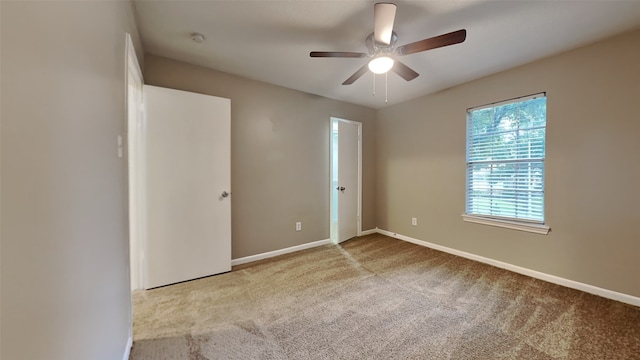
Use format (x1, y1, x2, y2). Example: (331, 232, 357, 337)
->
(336, 120, 360, 243)
(143, 85, 231, 289)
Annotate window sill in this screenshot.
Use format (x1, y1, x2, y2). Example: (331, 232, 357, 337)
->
(462, 214, 550, 235)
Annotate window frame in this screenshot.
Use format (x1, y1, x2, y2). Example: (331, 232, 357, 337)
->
(463, 93, 550, 235)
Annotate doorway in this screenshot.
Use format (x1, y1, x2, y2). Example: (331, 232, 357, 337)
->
(330, 117, 362, 244)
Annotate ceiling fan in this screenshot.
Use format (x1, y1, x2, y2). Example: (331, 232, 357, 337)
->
(310, 2, 467, 85)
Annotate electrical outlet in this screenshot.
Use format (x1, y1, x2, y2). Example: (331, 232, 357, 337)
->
(411, 217, 417, 226)
(296, 222, 302, 231)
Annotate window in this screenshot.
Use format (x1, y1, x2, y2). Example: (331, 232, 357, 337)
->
(463, 93, 549, 234)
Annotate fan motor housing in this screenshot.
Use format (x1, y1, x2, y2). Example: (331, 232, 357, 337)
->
(366, 31, 398, 56)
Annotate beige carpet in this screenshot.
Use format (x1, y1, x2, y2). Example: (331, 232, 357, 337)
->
(130, 234, 640, 359)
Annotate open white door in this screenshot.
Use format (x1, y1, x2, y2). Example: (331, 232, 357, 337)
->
(335, 119, 361, 243)
(143, 85, 231, 289)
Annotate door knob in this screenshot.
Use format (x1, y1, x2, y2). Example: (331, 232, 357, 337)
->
(221, 191, 230, 198)
(336, 186, 345, 192)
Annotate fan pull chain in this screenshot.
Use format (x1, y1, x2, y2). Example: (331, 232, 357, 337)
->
(385, 72, 388, 103)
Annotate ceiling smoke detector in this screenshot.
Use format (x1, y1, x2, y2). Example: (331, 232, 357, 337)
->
(191, 33, 205, 43)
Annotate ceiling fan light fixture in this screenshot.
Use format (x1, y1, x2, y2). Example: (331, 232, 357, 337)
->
(309, 3, 466, 87)
(368, 56, 394, 74)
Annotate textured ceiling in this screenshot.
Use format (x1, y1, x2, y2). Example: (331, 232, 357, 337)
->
(133, 0, 640, 109)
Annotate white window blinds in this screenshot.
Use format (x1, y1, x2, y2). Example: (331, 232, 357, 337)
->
(466, 93, 547, 223)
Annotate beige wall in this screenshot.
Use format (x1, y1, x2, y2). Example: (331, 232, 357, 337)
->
(1, 2, 142, 359)
(376, 28, 640, 297)
(144, 55, 377, 259)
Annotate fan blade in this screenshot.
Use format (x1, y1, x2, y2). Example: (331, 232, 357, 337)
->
(342, 64, 369, 85)
(396, 29, 467, 56)
(310, 51, 366, 58)
(374, 3, 397, 45)
(392, 60, 419, 81)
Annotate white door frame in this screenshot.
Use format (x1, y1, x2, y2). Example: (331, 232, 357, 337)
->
(126, 33, 145, 291)
(330, 117, 362, 244)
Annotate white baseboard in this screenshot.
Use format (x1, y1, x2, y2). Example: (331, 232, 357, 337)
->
(122, 335, 132, 360)
(360, 228, 377, 236)
(232, 238, 332, 266)
(231, 230, 378, 267)
(376, 228, 640, 307)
